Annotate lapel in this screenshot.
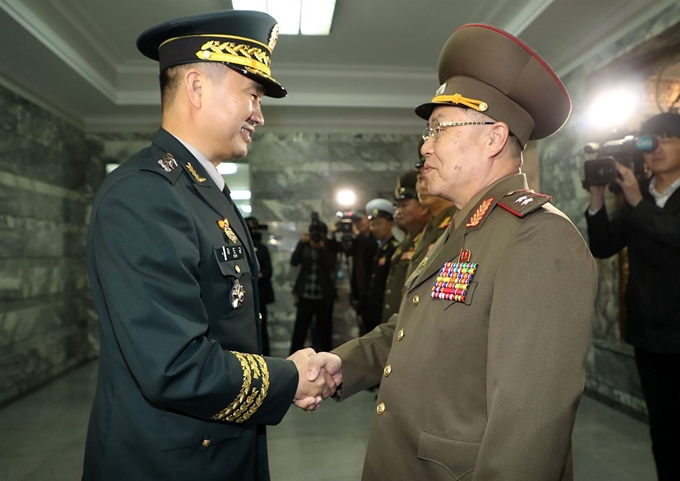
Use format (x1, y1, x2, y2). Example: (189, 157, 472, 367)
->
(151, 130, 256, 269)
(406, 174, 530, 292)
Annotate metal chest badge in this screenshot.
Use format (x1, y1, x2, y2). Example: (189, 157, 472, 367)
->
(431, 259, 478, 303)
(217, 218, 239, 243)
(231, 280, 245, 308)
(157, 153, 178, 172)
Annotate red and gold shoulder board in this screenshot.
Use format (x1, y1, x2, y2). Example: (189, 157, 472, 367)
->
(497, 190, 551, 218)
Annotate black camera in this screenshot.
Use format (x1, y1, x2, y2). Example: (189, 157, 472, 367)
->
(583, 135, 656, 191)
(309, 212, 326, 243)
(335, 211, 356, 254)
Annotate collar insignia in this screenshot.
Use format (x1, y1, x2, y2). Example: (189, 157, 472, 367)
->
(186, 162, 206, 183)
(466, 198, 494, 228)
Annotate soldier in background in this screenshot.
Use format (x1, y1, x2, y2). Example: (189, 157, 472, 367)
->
(362, 199, 399, 334)
(382, 171, 429, 323)
(407, 141, 458, 277)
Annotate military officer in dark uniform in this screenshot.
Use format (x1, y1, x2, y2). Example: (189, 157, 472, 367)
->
(308, 24, 597, 480)
(362, 199, 399, 333)
(407, 141, 458, 277)
(382, 171, 429, 323)
(82, 10, 335, 481)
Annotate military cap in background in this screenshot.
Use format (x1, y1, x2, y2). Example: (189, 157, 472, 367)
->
(366, 198, 395, 221)
(415, 137, 425, 169)
(137, 10, 286, 98)
(394, 170, 419, 200)
(416, 23, 571, 146)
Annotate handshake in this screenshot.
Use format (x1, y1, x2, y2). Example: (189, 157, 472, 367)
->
(287, 349, 343, 411)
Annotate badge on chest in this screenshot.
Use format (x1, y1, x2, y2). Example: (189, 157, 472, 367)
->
(431, 249, 477, 303)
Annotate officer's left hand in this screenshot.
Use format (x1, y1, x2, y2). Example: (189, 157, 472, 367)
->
(615, 163, 643, 207)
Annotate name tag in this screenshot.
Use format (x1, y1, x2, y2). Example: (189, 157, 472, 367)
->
(215, 245, 244, 262)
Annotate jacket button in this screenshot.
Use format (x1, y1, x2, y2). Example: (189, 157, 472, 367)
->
(235, 265, 241, 273)
(377, 402, 386, 415)
(383, 365, 392, 377)
(420, 259, 427, 268)
(412, 294, 420, 306)
(397, 329, 405, 341)
(201, 438, 211, 447)
(385, 303, 390, 309)
(258, 312, 263, 321)
(386, 289, 391, 294)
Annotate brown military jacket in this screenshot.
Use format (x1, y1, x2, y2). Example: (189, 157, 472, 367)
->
(381, 230, 422, 323)
(333, 174, 597, 481)
(407, 205, 457, 278)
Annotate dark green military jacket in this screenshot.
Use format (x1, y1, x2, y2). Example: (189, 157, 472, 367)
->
(83, 129, 298, 481)
(381, 230, 422, 323)
(407, 205, 458, 277)
(333, 174, 597, 480)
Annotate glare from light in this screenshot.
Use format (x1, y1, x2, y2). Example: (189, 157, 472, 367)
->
(231, 190, 252, 200)
(240, 204, 252, 214)
(336, 189, 356, 206)
(301, 0, 336, 35)
(217, 162, 238, 175)
(232, 0, 335, 35)
(105, 163, 119, 174)
(587, 89, 641, 127)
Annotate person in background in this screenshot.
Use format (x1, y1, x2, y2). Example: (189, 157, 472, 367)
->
(246, 217, 275, 357)
(362, 199, 399, 333)
(382, 171, 429, 323)
(290, 221, 338, 354)
(348, 211, 377, 326)
(308, 23, 597, 480)
(407, 139, 458, 277)
(82, 10, 335, 481)
(586, 112, 680, 481)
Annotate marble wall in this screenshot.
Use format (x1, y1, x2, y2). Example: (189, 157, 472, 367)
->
(538, 4, 680, 417)
(0, 85, 104, 407)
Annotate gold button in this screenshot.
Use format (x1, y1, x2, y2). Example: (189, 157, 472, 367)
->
(397, 329, 404, 341)
(235, 265, 241, 273)
(376, 402, 385, 415)
(412, 294, 420, 306)
(386, 289, 391, 294)
(420, 259, 427, 268)
(383, 365, 392, 377)
(385, 304, 390, 309)
(201, 439, 211, 447)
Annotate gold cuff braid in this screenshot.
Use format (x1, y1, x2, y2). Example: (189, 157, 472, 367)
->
(212, 352, 270, 423)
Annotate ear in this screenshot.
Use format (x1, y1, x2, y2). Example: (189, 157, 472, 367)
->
(184, 68, 206, 110)
(486, 121, 511, 158)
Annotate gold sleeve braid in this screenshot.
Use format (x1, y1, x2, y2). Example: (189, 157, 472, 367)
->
(212, 351, 270, 423)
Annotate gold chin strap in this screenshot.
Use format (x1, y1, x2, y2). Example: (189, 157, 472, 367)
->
(430, 93, 488, 112)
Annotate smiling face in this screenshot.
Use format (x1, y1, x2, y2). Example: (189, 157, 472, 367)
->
(197, 64, 265, 162)
(420, 106, 491, 206)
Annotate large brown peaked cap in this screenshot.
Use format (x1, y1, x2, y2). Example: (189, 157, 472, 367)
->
(416, 24, 571, 146)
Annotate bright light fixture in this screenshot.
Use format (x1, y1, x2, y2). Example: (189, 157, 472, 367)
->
(240, 204, 253, 214)
(336, 189, 356, 206)
(217, 162, 238, 175)
(232, 0, 336, 35)
(231, 190, 252, 200)
(586, 88, 641, 128)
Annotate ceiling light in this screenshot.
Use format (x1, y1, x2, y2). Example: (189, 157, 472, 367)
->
(586, 88, 641, 128)
(217, 162, 238, 175)
(240, 204, 253, 214)
(232, 0, 336, 35)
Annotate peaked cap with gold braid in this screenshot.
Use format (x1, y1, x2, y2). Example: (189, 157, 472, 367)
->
(415, 24, 571, 146)
(137, 10, 286, 98)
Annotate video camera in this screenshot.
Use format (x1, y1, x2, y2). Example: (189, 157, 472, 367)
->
(309, 212, 326, 243)
(335, 211, 356, 254)
(583, 134, 656, 192)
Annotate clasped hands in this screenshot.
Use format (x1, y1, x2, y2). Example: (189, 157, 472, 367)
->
(287, 348, 342, 412)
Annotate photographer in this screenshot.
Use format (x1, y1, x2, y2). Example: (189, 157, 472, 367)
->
(586, 112, 680, 481)
(290, 219, 339, 354)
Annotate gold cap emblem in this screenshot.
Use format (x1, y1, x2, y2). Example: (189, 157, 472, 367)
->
(268, 24, 280, 50)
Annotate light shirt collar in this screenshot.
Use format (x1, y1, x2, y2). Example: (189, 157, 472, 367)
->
(649, 175, 680, 208)
(174, 136, 225, 191)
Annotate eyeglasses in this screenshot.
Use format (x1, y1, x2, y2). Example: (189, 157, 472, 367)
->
(422, 120, 495, 141)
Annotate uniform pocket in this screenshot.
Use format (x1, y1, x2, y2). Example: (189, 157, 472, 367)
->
(156, 411, 242, 452)
(417, 430, 480, 480)
(440, 281, 478, 310)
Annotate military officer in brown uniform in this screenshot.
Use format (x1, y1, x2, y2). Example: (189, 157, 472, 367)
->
(407, 144, 458, 277)
(307, 24, 597, 480)
(382, 171, 429, 323)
